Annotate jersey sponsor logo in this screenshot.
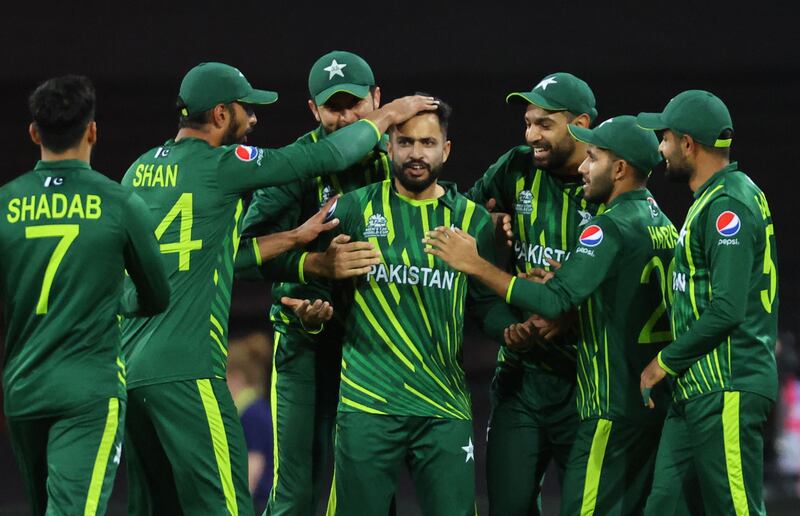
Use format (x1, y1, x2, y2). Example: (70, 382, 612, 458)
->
(578, 225, 603, 247)
(43, 176, 64, 187)
(718, 238, 740, 246)
(716, 211, 741, 237)
(514, 190, 533, 215)
(578, 209, 593, 226)
(514, 241, 570, 266)
(364, 213, 390, 238)
(235, 145, 259, 162)
(646, 197, 660, 218)
(366, 263, 456, 290)
(672, 271, 687, 293)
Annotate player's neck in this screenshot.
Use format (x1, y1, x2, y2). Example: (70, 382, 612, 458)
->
(394, 179, 444, 201)
(689, 156, 730, 192)
(175, 127, 223, 147)
(39, 145, 91, 165)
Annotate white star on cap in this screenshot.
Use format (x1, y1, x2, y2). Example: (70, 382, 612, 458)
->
(323, 59, 347, 80)
(461, 438, 474, 463)
(536, 77, 558, 90)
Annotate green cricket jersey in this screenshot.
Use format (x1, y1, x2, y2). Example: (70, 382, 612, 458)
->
(325, 180, 517, 419)
(466, 146, 602, 377)
(239, 125, 391, 330)
(658, 163, 779, 402)
(120, 119, 383, 388)
(1, 160, 169, 418)
(506, 189, 677, 422)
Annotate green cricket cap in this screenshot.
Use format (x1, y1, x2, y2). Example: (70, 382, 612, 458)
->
(308, 50, 375, 106)
(636, 90, 733, 148)
(177, 62, 278, 116)
(506, 72, 598, 122)
(568, 115, 662, 174)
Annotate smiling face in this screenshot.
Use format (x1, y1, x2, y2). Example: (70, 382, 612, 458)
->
(389, 112, 451, 195)
(659, 129, 693, 183)
(578, 145, 617, 204)
(309, 89, 380, 134)
(524, 104, 579, 173)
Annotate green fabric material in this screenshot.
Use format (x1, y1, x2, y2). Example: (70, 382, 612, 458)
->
(660, 164, 779, 402)
(7, 397, 125, 516)
(507, 189, 677, 422)
(178, 62, 277, 115)
(506, 72, 598, 121)
(329, 412, 475, 516)
(266, 328, 340, 516)
(0, 160, 168, 418)
(567, 115, 662, 173)
(120, 119, 380, 389)
(321, 180, 516, 418)
(486, 366, 578, 516)
(636, 90, 733, 147)
(125, 379, 253, 516)
(644, 391, 772, 516)
(559, 417, 662, 516)
(308, 51, 375, 106)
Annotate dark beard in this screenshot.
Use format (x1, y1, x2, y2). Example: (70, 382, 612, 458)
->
(665, 161, 692, 183)
(393, 160, 442, 193)
(534, 138, 575, 172)
(221, 117, 243, 145)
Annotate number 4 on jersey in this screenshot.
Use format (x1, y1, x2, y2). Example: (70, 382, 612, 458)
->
(155, 193, 202, 271)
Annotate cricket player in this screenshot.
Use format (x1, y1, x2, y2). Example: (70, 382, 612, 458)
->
(638, 90, 779, 516)
(119, 61, 436, 515)
(1, 75, 169, 515)
(425, 115, 677, 514)
(309, 98, 518, 515)
(236, 50, 387, 515)
(465, 72, 602, 515)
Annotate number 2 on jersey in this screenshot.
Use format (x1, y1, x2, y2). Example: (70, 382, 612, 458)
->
(25, 224, 80, 315)
(155, 193, 202, 271)
(638, 255, 674, 344)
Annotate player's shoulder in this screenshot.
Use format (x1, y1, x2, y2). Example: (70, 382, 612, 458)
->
(704, 170, 766, 223)
(448, 184, 492, 229)
(490, 145, 531, 172)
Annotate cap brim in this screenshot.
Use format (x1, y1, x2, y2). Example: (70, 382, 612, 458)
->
(636, 112, 668, 130)
(567, 124, 598, 146)
(505, 91, 565, 112)
(238, 89, 279, 105)
(314, 84, 370, 106)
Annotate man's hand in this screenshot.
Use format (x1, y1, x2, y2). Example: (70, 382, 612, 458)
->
(280, 297, 333, 332)
(485, 198, 512, 248)
(366, 95, 440, 133)
(305, 234, 381, 279)
(640, 357, 669, 409)
(291, 196, 340, 248)
(529, 311, 576, 341)
(503, 320, 538, 351)
(422, 226, 484, 274)
(518, 258, 561, 284)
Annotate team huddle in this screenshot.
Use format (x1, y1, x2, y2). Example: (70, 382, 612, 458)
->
(0, 49, 778, 516)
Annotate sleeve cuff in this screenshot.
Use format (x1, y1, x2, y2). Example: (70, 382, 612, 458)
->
(251, 237, 262, 266)
(505, 276, 517, 304)
(361, 119, 382, 142)
(302, 322, 324, 335)
(657, 351, 679, 376)
(298, 251, 309, 285)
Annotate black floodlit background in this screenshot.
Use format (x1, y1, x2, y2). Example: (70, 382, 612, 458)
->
(1, 2, 799, 514)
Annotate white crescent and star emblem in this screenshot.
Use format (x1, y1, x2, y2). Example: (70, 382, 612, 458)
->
(535, 77, 558, 90)
(323, 59, 347, 80)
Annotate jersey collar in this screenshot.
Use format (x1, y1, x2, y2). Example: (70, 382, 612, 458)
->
(693, 161, 739, 199)
(33, 159, 91, 171)
(606, 188, 651, 209)
(390, 179, 460, 210)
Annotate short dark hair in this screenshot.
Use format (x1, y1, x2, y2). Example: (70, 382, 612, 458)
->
(29, 75, 95, 153)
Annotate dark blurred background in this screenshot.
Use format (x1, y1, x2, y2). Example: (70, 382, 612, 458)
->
(2, 1, 799, 514)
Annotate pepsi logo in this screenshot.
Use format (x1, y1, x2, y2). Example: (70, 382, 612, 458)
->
(235, 145, 259, 162)
(715, 211, 740, 237)
(579, 225, 604, 247)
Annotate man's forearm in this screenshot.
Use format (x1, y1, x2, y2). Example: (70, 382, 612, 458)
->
(254, 230, 301, 262)
(467, 257, 515, 300)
